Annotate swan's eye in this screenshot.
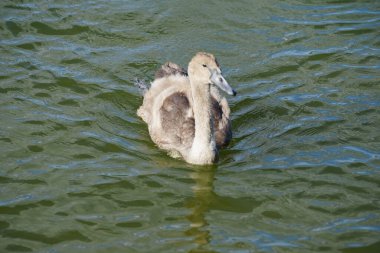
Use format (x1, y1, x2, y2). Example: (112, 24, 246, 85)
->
(202, 64, 207, 68)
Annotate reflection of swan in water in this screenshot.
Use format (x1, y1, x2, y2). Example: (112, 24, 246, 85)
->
(185, 167, 216, 251)
(184, 167, 260, 252)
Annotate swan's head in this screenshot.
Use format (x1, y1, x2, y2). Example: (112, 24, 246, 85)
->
(188, 52, 237, 96)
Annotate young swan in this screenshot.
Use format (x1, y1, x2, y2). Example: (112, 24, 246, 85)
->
(137, 52, 236, 165)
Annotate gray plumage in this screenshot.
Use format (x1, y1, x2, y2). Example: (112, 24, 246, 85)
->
(155, 62, 188, 79)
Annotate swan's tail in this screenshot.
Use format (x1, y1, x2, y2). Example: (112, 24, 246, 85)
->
(134, 78, 149, 96)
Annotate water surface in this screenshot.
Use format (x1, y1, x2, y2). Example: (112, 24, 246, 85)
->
(1, 0, 380, 252)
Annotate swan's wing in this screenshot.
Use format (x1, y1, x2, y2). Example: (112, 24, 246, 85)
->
(158, 90, 231, 150)
(155, 62, 188, 79)
(211, 94, 232, 149)
(138, 63, 187, 124)
(159, 92, 194, 151)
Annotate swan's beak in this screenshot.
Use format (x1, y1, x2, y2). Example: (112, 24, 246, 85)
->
(210, 70, 237, 96)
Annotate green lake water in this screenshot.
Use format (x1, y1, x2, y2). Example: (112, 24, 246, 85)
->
(1, 0, 380, 252)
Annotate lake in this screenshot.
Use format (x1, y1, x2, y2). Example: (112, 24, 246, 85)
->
(0, 0, 379, 252)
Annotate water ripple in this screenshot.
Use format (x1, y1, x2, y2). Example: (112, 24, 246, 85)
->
(1, 0, 380, 252)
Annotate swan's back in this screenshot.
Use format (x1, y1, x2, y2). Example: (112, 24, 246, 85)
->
(137, 61, 232, 159)
(155, 62, 187, 79)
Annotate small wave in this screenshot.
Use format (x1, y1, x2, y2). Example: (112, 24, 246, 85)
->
(30, 21, 90, 36)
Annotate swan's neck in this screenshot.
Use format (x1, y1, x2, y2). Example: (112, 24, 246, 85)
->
(188, 79, 217, 164)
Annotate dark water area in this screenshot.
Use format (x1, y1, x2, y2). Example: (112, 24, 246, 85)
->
(1, 0, 380, 252)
